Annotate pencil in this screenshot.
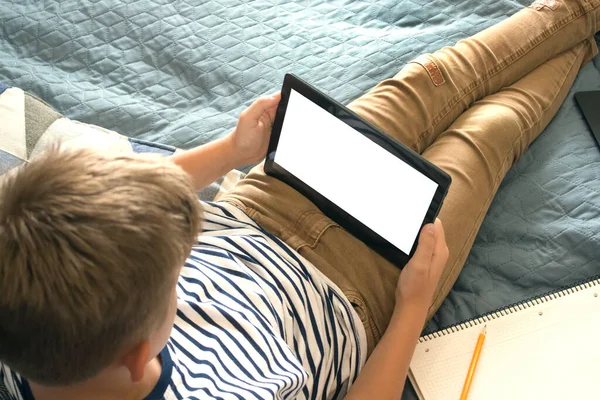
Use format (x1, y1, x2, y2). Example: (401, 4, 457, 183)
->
(459, 325, 487, 400)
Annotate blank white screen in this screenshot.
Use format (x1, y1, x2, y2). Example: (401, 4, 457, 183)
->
(274, 90, 438, 255)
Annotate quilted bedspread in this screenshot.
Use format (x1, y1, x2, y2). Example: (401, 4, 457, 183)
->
(1, 0, 599, 397)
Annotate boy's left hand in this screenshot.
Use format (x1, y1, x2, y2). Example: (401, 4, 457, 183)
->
(228, 92, 281, 166)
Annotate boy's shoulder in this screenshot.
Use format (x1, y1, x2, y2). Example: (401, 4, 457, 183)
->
(0, 364, 27, 400)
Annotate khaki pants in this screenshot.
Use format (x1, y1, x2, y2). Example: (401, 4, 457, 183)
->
(220, 0, 600, 356)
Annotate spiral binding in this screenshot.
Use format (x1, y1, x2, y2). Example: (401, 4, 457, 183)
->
(419, 276, 600, 343)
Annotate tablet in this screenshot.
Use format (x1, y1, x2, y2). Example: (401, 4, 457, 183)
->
(265, 74, 451, 268)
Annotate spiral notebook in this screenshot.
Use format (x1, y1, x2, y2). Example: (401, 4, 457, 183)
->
(409, 277, 600, 400)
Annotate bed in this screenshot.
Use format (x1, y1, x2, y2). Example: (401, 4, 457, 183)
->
(1, 0, 599, 398)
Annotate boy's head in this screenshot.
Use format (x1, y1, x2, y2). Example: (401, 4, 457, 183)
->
(0, 146, 202, 385)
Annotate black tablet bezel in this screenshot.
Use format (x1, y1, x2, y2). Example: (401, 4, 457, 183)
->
(265, 73, 452, 268)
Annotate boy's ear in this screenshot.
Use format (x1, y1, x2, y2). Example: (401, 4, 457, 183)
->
(121, 340, 151, 382)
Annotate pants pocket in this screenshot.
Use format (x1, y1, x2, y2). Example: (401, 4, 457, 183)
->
(341, 290, 380, 356)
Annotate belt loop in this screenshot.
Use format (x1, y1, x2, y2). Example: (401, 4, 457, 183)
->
(529, 0, 560, 10)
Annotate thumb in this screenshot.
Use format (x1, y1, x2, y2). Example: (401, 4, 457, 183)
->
(411, 224, 436, 266)
(244, 93, 281, 120)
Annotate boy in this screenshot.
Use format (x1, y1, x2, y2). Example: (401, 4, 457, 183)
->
(0, 105, 448, 400)
(1, 0, 599, 398)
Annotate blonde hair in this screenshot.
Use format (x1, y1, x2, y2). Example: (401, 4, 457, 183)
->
(0, 146, 201, 385)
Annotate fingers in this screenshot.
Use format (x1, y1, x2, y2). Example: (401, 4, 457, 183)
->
(412, 223, 436, 267)
(243, 92, 281, 121)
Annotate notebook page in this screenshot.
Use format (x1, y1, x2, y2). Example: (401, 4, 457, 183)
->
(409, 281, 600, 400)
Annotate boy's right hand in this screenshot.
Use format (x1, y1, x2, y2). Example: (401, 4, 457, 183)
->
(395, 219, 449, 315)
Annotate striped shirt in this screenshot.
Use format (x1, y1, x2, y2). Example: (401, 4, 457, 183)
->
(1, 201, 367, 399)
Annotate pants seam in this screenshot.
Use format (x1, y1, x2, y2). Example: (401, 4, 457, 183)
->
(417, 2, 598, 150)
(219, 197, 249, 214)
(296, 222, 340, 251)
(345, 291, 382, 345)
(290, 210, 338, 248)
(429, 42, 586, 310)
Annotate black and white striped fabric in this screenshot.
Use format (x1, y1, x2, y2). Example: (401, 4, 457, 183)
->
(163, 202, 366, 399)
(0, 201, 366, 399)
(0, 366, 27, 400)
